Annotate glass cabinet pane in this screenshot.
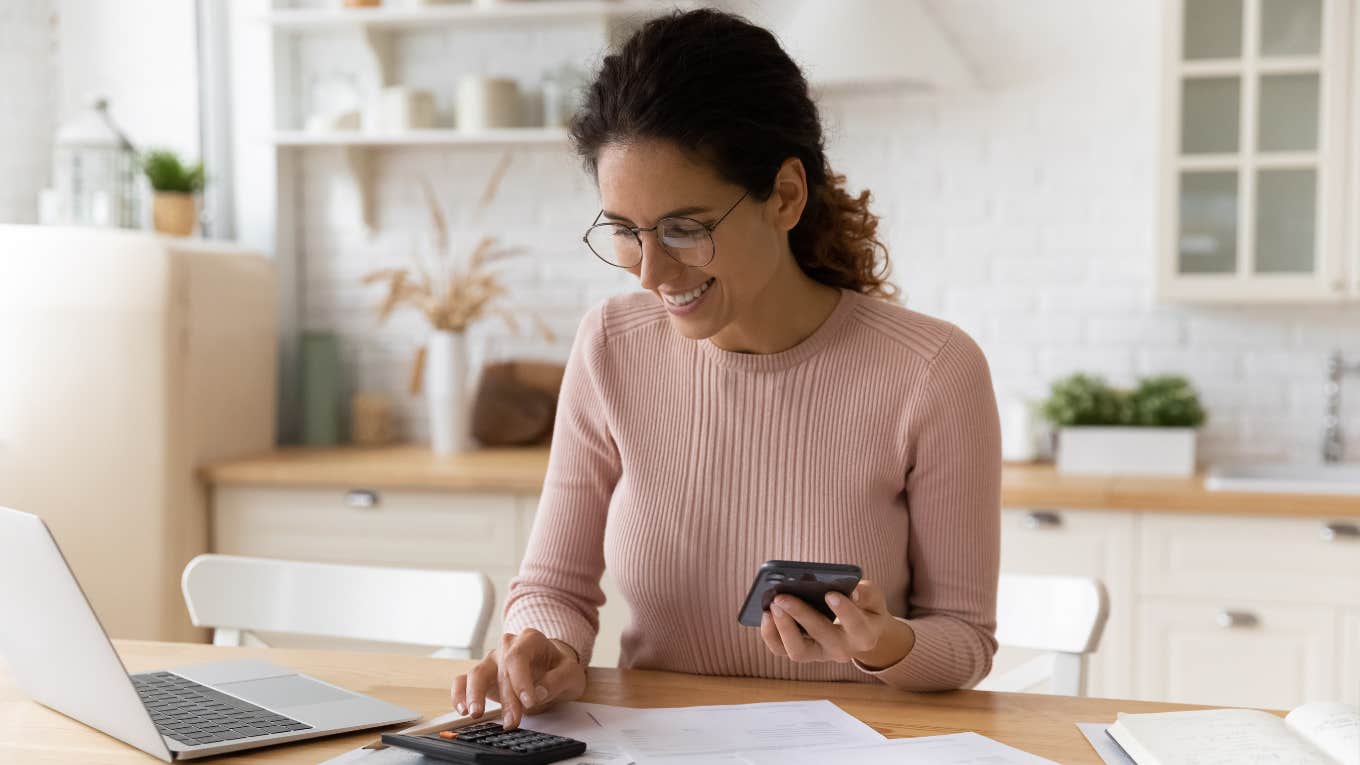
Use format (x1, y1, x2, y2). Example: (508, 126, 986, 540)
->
(1179, 171, 1239, 274)
(1184, 0, 1243, 59)
(1255, 168, 1316, 273)
(1258, 74, 1319, 151)
(1260, 0, 1322, 56)
(1182, 77, 1240, 153)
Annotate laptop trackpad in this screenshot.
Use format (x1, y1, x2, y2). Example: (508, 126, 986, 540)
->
(215, 675, 354, 709)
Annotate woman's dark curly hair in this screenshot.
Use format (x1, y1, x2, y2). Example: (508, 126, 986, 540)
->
(568, 8, 897, 300)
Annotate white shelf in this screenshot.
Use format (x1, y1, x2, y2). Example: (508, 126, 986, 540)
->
(269, 128, 570, 147)
(263, 1, 689, 31)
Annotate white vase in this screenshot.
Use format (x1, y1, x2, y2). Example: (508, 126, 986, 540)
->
(426, 330, 474, 455)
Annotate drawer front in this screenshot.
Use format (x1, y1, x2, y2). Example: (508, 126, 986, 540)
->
(1137, 598, 1338, 709)
(1344, 610, 1360, 706)
(213, 486, 522, 571)
(998, 508, 1136, 699)
(1139, 514, 1360, 605)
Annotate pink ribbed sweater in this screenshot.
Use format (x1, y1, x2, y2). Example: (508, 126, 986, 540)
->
(502, 287, 1001, 691)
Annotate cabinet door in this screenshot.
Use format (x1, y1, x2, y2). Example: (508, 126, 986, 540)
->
(1343, 609, 1360, 706)
(998, 508, 1136, 698)
(1138, 598, 1338, 708)
(1159, 0, 1352, 302)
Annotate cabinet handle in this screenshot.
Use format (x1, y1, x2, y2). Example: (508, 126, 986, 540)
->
(1215, 610, 1259, 629)
(344, 489, 380, 509)
(1319, 522, 1360, 542)
(1022, 511, 1062, 530)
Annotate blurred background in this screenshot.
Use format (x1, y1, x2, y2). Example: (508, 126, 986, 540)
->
(1, 0, 1357, 714)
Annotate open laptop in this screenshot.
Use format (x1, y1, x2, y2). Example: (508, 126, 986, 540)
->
(0, 506, 421, 761)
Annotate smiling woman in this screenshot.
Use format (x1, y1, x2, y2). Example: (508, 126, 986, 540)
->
(450, 8, 1002, 731)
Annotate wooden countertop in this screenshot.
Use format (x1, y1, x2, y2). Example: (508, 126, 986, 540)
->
(1, 639, 1244, 764)
(201, 446, 1360, 517)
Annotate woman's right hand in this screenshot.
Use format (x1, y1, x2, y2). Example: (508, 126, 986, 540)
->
(450, 628, 588, 730)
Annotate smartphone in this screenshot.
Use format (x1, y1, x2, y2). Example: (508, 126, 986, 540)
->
(737, 560, 863, 628)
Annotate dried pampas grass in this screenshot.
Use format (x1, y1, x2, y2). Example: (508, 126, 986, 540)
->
(362, 153, 553, 340)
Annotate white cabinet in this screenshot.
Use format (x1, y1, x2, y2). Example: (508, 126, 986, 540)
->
(1135, 513, 1358, 708)
(212, 486, 630, 666)
(1343, 609, 1360, 705)
(999, 508, 1136, 699)
(1137, 598, 1338, 708)
(1003, 507, 1358, 707)
(1158, 0, 1359, 302)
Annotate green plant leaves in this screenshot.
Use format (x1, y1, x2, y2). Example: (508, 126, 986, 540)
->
(1040, 373, 1207, 428)
(141, 149, 205, 193)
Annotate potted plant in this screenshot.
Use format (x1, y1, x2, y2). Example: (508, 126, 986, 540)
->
(142, 149, 205, 237)
(363, 155, 550, 455)
(1042, 373, 1207, 476)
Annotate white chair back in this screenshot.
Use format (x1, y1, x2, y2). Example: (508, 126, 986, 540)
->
(975, 573, 1109, 696)
(181, 554, 493, 659)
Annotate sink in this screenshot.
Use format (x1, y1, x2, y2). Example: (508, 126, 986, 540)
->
(1206, 462, 1360, 495)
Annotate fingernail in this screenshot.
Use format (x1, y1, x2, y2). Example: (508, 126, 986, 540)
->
(826, 593, 843, 606)
(535, 685, 549, 702)
(520, 691, 533, 707)
(771, 599, 786, 613)
(455, 702, 465, 715)
(469, 704, 481, 717)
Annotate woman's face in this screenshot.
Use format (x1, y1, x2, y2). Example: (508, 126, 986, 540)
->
(594, 139, 802, 341)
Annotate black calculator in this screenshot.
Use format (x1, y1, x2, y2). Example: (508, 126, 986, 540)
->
(381, 721, 588, 764)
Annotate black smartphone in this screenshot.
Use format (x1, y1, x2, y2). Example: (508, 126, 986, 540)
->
(737, 560, 863, 627)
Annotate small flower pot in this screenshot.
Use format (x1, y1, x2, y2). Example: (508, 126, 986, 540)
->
(1056, 426, 1197, 477)
(152, 192, 197, 237)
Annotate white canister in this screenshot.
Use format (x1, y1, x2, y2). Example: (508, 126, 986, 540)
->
(456, 76, 520, 131)
(365, 87, 436, 132)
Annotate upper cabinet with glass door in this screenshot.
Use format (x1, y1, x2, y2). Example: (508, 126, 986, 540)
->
(1159, 0, 1356, 302)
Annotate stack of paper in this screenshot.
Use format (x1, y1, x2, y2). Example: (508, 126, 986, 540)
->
(323, 699, 1059, 764)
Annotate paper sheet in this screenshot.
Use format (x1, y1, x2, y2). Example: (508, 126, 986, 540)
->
(729, 732, 1059, 764)
(1076, 722, 1135, 765)
(587, 699, 884, 761)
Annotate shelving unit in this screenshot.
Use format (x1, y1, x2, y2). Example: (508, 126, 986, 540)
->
(263, 1, 686, 30)
(269, 127, 570, 147)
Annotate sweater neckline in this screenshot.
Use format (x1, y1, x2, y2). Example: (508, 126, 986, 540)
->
(697, 287, 859, 373)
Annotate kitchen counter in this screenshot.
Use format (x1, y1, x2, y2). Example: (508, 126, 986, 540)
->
(200, 446, 1360, 518)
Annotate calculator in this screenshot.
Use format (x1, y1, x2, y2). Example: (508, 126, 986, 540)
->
(381, 721, 588, 764)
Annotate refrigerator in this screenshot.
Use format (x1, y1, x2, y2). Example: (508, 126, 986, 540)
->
(0, 225, 277, 642)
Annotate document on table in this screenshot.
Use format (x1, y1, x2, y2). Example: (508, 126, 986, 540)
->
(1076, 722, 1135, 765)
(732, 733, 1060, 764)
(587, 699, 885, 761)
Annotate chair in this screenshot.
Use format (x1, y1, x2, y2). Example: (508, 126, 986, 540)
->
(181, 554, 494, 660)
(974, 573, 1109, 696)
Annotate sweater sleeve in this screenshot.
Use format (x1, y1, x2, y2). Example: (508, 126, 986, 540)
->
(501, 302, 620, 665)
(854, 326, 1002, 690)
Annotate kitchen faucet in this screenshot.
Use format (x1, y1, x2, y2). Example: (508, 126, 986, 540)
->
(1323, 350, 1360, 463)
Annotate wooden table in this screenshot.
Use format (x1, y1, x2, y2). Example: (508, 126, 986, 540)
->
(0, 640, 1258, 764)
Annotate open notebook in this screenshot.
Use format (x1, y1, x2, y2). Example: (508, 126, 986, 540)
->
(1106, 702, 1358, 765)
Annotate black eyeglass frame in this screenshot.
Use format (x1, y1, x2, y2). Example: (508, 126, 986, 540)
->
(582, 191, 749, 269)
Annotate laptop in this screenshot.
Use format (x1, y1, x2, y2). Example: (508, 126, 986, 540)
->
(0, 506, 421, 761)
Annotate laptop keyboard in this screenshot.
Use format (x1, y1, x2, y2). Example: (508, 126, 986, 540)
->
(132, 671, 312, 747)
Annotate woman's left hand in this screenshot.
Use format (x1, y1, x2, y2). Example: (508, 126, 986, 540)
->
(758, 580, 915, 669)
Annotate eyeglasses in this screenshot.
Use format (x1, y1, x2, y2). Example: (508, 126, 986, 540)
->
(582, 191, 748, 269)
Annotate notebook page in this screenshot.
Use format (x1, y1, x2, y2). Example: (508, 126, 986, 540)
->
(1285, 702, 1360, 765)
(1110, 708, 1335, 765)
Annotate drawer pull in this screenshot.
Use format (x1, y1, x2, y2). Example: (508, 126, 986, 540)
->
(1215, 610, 1259, 629)
(344, 490, 380, 509)
(1319, 522, 1360, 542)
(1022, 511, 1062, 530)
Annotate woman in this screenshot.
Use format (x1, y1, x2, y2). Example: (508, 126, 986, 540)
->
(453, 8, 1001, 730)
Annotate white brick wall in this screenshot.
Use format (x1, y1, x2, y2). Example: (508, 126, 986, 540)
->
(0, 0, 56, 224)
(293, 0, 1360, 461)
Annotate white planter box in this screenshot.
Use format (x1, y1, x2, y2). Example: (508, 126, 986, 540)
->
(1056, 427, 1198, 477)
